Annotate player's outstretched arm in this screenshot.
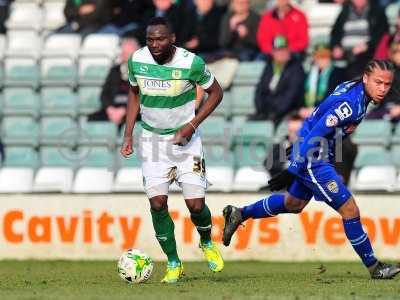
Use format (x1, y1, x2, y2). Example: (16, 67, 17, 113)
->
(120, 86, 140, 157)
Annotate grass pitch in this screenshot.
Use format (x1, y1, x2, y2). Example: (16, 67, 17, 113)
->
(0, 261, 399, 300)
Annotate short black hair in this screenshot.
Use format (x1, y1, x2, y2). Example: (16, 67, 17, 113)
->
(147, 17, 174, 34)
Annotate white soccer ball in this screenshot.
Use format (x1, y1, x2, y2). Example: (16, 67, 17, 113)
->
(117, 249, 154, 283)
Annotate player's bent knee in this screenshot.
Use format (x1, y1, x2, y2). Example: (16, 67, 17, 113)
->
(185, 198, 205, 214)
(338, 197, 360, 219)
(149, 195, 168, 212)
(285, 194, 308, 214)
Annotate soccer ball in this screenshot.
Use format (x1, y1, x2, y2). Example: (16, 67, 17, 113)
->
(117, 249, 154, 283)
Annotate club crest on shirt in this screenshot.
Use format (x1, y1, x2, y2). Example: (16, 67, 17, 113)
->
(325, 114, 338, 127)
(172, 69, 182, 79)
(327, 180, 339, 193)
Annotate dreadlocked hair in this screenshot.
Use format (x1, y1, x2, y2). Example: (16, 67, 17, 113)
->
(363, 59, 395, 75)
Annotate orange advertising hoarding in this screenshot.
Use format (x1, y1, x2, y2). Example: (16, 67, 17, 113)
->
(0, 194, 398, 260)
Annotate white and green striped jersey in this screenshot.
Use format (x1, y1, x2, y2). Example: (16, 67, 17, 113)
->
(128, 46, 214, 135)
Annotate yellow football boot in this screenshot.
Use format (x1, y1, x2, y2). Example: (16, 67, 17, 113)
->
(200, 241, 224, 272)
(161, 261, 184, 283)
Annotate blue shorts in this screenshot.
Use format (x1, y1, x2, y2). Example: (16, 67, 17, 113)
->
(288, 163, 352, 211)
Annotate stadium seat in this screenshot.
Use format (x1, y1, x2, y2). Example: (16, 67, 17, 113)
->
(33, 147, 75, 193)
(79, 34, 119, 59)
(391, 145, 400, 168)
(4, 58, 40, 88)
(117, 123, 143, 146)
(5, 3, 42, 32)
(5, 31, 41, 60)
(42, 2, 66, 31)
(41, 87, 78, 117)
(231, 86, 256, 116)
(207, 58, 239, 89)
(78, 121, 118, 147)
(232, 143, 270, 191)
(351, 138, 396, 192)
(352, 120, 392, 146)
(354, 146, 392, 168)
(203, 144, 234, 192)
(391, 123, 400, 144)
(78, 87, 102, 115)
(2, 88, 40, 118)
(42, 34, 81, 60)
(199, 116, 231, 145)
(113, 152, 143, 192)
(1, 116, 39, 146)
(40, 117, 77, 146)
(274, 121, 288, 143)
(353, 166, 397, 192)
(233, 61, 265, 86)
(233, 120, 274, 147)
(0, 146, 38, 193)
(386, 3, 399, 30)
(0, 34, 6, 60)
(72, 146, 114, 193)
(212, 91, 231, 119)
(41, 57, 77, 87)
(78, 57, 112, 86)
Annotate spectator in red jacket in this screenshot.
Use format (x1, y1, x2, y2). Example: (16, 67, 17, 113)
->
(257, 0, 308, 59)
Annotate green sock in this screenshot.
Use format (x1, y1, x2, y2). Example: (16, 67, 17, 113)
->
(190, 205, 212, 244)
(150, 209, 180, 263)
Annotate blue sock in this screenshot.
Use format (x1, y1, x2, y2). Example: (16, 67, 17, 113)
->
(343, 217, 378, 268)
(241, 194, 288, 220)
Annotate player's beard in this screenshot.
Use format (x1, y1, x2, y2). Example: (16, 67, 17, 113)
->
(153, 46, 176, 64)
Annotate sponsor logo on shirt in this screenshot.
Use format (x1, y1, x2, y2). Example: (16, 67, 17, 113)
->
(143, 79, 172, 90)
(326, 114, 339, 127)
(334, 102, 353, 120)
(139, 65, 149, 73)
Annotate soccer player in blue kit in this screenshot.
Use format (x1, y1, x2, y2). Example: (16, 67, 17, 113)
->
(223, 60, 400, 279)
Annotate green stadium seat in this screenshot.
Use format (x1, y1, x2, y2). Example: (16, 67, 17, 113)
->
(233, 61, 265, 86)
(391, 123, 400, 144)
(3, 146, 38, 168)
(231, 86, 256, 116)
(41, 57, 77, 87)
(391, 145, 400, 168)
(78, 57, 111, 86)
(116, 151, 141, 168)
(274, 121, 288, 143)
(352, 120, 392, 146)
(199, 116, 231, 145)
(79, 121, 118, 147)
(2, 88, 39, 118)
(233, 120, 274, 146)
(212, 92, 231, 119)
(233, 143, 268, 168)
(78, 146, 114, 168)
(4, 58, 40, 89)
(40, 117, 77, 146)
(203, 144, 234, 167)
(41, 87, 78, 117)
(1, 116, 39, 146)
(40, 147, 76, 167)
(117, 122, 143, 147)
(203, 144, 234, 192)
(78, 87, 102, 115)
(354, 146, 392, 168)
